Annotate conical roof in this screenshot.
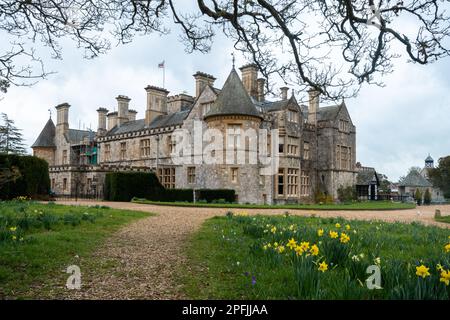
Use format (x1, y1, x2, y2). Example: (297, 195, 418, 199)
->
(425, 155, 434, 162)
(204, 69, 261, 120)
(31, 118, 56, 148)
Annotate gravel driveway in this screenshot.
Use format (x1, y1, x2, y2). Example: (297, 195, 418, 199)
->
(55, 201, 450, 299)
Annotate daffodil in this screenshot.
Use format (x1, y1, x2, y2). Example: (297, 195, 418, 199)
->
(277, 245, 285, 254)
(287, 238, 297, 250)
(9, 226, 17, 232)
(263, 245, 268, 250)
(274, 242, 279, 248)
(374, 257, 381, 265)
(299, 241, 310, 251)
(294, 245, 304, 256)
(340, 232, 350, 244)
(440, 270, 450, 286)
(445, 243, 450, 253)
(437, 263, 444, 272)
(267, 243, 272, 248)
(11, 235, 16, 241)
(335, 223, 341, 228)
(345, 224, 351, 230)
(271, 226, 277, 234)
(317, 229, 324, 237)
(329, 231, 338, 239)
(318, 261, 328, 272)
(416, 265, 431, 278)
(310, 244, 319, 256)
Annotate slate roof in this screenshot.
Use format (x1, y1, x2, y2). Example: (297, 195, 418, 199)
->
(399, 170, 432, 187)
(317, 104, 341, 121)
(425, 155, 434, 162)
(31, 118, 56, 148)
(205, 69, 261, 119)
(356, 169, 379, 186)
(65, 129, 96, 144)
(106, 110, 189, 136)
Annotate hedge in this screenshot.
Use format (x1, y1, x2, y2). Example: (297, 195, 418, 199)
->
(104, 172, 164, 202)
(0, 154, 50, 200)
(104, 172, 235, 203)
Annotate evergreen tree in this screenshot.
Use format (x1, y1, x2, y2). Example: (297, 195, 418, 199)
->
(424, 189, 432, 205)
(414, 189, 422, 206)
(0, 113, 26, 155)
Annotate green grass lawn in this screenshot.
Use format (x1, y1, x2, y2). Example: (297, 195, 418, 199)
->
(182, 213, 450, 299)
(436, 216, 450, 224)
(133, 199, 416, 211)
(0, 201, 151, 298)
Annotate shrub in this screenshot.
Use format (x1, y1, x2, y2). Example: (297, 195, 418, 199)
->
(314, 191, 334, 204)
(161, 189, 193, 202)
(104, 172, 164, 201)
(0, 154, 50, 200)
(414, 189, 422, 206)
(424, 189, 432, 205)
(337, 186, 357, 203)
(197, 189, 235, 203)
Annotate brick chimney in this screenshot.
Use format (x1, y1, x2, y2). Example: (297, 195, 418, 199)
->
(280, 87, 289, 100)
(193, 72, 216, 97)
(145, 85, 169, 126)
(55, 102, 70, 137)
(257, 78, 265, 102)
(239, 64, 258, 99)
(307, 88, 320, 125)
(116, 95, 130, 127)
(96, 107, 108, 135)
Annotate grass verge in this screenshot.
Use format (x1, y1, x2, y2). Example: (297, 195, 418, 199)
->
(182, 214, 450, 299)
(133, 199, 415, 211)
(0, 201, 151, 298)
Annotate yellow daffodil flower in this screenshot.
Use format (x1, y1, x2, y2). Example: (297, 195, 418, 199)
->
(345, 224, 351, 230)
(437, 264, 444, 272)
(263, 245, 268, 251)
(287, 238, 297, 250)
(9, 226, 17, 232)
(310, 244, 319, 256)
(340, 233, 350, 244)
(278, 245, 285, 254)
(440, 270, 450, 286)
(299, 241, 310, 251)
(274, 242, 279, 248)
(318, 261, 328, 272)
(329, 231, 338, 239)
(271, 226, 277, 234)
(445, 243, 450, 253)
(318, 229, 324, 237)
(294, 245, 304, 256)
(416, 265, 431, 278)
(335, 223, 341, 228)
(11, 235, 17, 241)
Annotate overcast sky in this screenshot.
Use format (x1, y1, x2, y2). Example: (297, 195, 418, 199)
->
(0, 19, 449, 182)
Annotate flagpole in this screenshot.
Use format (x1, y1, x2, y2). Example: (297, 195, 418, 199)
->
(163, 63, 165, 89)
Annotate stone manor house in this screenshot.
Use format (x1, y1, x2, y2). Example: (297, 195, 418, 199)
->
(32, 65, 357, 204)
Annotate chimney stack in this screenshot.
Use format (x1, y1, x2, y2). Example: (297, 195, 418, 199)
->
(280, 87, 289, 100)
(145, 85, 170, 126)
(107, 111, 118, 130)
(193, 72, 216, 97)
(239, 64, 258, 99)
(128, 109, 138, 122)
(116, 95, 130, 127)
(55, 102, 70, 136)
(257, 78, 265, 102)
(307, 88, 320, 125)
(96, 107, 108, 135)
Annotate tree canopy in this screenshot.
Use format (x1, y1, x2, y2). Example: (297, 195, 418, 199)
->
(0, 113, 26, 155)
(1, 0, 450, 98)
(429, 155, 450, 199)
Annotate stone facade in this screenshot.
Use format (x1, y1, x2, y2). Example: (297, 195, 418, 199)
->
(32, 65, 357, 204)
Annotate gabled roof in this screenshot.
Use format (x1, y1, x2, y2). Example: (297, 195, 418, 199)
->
(317, 104, 341, 121)
(205, 69, 261, 119)
(31, 118, 56, 148)
(399, 170, 432, 187)
(356, 169, 379, 186)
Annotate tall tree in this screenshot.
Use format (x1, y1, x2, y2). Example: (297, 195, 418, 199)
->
(429, 156, 450, 199)
(0, 1, 450, 98)
(0, 113, 26, 155)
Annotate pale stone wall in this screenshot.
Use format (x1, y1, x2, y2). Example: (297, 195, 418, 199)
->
(33, 147, 55, 166)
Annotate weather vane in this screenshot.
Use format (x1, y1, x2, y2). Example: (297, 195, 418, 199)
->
(48, 109, 52, 119)
(231, 52, 235, 69)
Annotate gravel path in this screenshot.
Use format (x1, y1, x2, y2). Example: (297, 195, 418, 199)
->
(55, 201, 450, 299)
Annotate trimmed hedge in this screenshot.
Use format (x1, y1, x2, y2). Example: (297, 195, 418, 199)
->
(197, 189, 235, 203)
(0, 154, 50, 200)
(104, 171, 235, 203)
(104, 172, 164, 202)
